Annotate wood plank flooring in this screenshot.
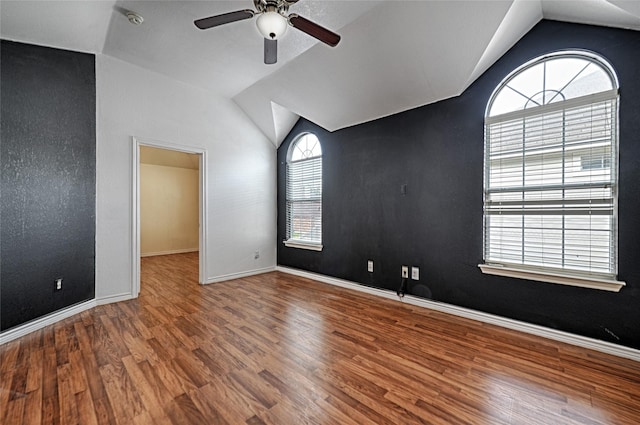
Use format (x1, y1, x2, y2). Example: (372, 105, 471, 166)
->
(2, 252, 640, 424)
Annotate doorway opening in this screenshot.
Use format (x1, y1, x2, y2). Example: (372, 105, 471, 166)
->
(132, 137, 207, 296)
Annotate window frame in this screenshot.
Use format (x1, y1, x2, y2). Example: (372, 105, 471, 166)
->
(284, 133, 323, 251)
(479, 51, 625, 292)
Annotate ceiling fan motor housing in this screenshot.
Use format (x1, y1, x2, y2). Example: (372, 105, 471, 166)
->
(254, 0, 290, 16)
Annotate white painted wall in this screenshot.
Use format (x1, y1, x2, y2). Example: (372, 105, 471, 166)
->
(96, 55, 276, 300)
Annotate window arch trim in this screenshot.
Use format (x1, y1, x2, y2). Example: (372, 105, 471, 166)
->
(287, 132, 322, 162)
(486, 50, 619, 119)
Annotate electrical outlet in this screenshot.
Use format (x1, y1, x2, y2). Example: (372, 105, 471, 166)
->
(411, 267, 420, 280)
(55, 278, 62, 291)
(401, 265, 409, 278)
(254, 250, 260, 260)
(367, 260, 374, 273)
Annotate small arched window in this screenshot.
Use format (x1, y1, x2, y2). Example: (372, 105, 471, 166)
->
(481, 51, 624, 291)
(284, 133, 323, 250)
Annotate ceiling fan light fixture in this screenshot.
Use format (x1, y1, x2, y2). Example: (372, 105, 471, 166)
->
(256, 11, 288, 40)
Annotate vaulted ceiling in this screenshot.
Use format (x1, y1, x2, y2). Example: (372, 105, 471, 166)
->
(2, 1, 639, 146)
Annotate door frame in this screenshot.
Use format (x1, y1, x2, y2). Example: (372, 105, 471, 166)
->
(131, 136, 208, 296)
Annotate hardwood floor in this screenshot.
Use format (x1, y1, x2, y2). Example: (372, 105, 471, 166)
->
(2, 252, 640, 424)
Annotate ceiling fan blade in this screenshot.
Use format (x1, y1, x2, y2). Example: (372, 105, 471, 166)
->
(194, 9, 255, 30)
(288, 14, 341, 47)
(264, 38, 277, 64)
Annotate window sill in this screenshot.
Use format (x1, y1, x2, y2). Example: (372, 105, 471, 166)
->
(478, 264, 625, 292)
(283, 240, 323, 251)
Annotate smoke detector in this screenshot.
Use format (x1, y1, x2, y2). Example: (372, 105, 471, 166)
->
(126, 11, 144, 25)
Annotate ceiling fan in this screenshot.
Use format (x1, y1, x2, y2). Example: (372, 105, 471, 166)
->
(194, 0, 341, 65)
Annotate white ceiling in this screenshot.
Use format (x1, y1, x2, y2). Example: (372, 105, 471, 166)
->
(2, 1, 639, 146)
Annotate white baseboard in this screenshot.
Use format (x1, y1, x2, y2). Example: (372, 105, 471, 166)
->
(207, 266, 276, 284)
(141, 248, 198, 257)
(0, 300, 97, 345)
(276, 266, 640, 362)
(96, 292, 135, 305)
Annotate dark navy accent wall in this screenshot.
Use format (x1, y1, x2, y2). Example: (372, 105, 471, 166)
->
(1, 41, 96, 331)
(277, 20, 640, 349)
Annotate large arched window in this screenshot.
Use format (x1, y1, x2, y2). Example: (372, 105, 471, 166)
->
(480, 51, 624, 291)
(284, 133, 323, 250)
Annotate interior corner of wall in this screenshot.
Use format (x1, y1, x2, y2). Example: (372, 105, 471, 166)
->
(271, 101, 300, 148)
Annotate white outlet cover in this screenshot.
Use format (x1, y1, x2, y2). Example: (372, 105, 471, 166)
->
(402, 266, 409, 278)
(412, 267, 420, 280)
(367, 260, 374, 272)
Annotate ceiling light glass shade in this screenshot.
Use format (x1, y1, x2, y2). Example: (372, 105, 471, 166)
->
(256, 11, 288, 40)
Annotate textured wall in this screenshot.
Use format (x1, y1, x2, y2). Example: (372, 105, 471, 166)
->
(1, 41, 96, 331)
(277, 21, 640, 349)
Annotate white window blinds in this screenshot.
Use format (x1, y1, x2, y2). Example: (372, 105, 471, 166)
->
(286, 134, 322, 246)
(483, 52, 620, 282)
(485, 91, 618, 277)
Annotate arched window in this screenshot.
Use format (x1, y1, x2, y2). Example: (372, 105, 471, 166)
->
(284, 133, 323, 250)
(481, 51, 624, 291)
